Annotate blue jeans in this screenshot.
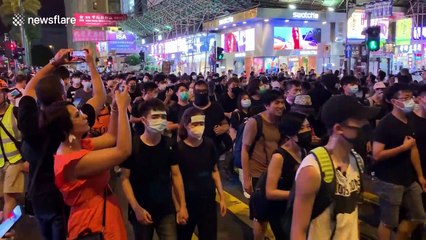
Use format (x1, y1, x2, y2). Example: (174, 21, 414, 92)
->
(32, 183, 68, 240)
(131, 214, 177, 240)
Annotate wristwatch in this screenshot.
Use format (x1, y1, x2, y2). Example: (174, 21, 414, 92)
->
(49, 58, 60, 67)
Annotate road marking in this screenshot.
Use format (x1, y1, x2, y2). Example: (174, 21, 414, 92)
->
(191, 234, 198, 240)
(217, 190, 276, 239)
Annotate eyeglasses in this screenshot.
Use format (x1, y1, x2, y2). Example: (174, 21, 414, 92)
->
(396, 96, 414, 101)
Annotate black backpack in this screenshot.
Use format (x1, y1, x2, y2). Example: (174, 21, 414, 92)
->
(282, 147, 364, 239)
(233, 114, 263, 168)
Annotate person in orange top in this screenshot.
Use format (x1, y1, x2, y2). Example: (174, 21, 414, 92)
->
(40, 87, 131, 240)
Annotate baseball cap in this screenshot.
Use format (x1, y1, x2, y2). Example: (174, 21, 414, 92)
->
(0, 80, 9, 92)
(321, 95, 380, 128)
(373, 81, 386, 90)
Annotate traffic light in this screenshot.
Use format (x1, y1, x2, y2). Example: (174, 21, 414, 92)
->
(366, 26, 381, 52)
(4, 41, 16, 59)
(216, 47, 224, 60)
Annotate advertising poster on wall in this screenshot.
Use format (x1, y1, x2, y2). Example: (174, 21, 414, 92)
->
(273, 27, 320, 50)
(221, 28, 255, 53)
(396, 18, 413, 46)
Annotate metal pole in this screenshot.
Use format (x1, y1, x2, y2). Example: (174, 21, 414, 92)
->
(17, 0, 30, 66)
(366, 12, 371, 75)
(345, 0, 350, 75)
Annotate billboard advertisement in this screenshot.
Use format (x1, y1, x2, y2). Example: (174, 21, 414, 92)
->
(347, 10, 389, 40)
(396, 18, 413, 46)
(74, 13, 127, 27)
(273, 27, 320, 50)
(106, 31, 136, 41)
(73, 30, 106, 42)
(220, 28, 255, 53)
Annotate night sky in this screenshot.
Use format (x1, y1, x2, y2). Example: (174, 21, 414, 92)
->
(0, 0, 65, 35)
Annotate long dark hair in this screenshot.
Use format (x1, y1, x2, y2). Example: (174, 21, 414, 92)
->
(178, 107, 204, 141)
(39, 101, 73, 144)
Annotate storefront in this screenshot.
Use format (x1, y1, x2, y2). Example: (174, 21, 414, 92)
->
(143, 33, 216, 74)
(203, 7, 346, 75)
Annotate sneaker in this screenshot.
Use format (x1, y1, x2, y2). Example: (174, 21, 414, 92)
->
(243, 191, 251, 199)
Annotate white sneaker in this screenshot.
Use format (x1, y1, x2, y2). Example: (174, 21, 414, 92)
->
(243, 191, 251, 199)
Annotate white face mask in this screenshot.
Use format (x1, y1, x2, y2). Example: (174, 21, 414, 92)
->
(159, 84, 167, 91)
(189, 126, 205, 140)
(271, 81, 281, 89)
(241, 99, 251, 108)
(143, 78, 149, 83)
(146, 118, 167, 133)
(82, 82, 92, 89)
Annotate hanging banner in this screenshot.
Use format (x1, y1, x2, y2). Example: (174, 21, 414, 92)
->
(74, 13, 127, 27)
(73, 29, 106, 42)
(106, 31, 136, 41)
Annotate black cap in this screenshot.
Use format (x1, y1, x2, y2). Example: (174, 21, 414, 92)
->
(321, 95, 380, 127)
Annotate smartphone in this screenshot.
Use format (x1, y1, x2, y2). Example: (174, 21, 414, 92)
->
(119, 84, 125, 92)
(0, 205, 23, 238)
(68, 50, 87, 62)
(9, 88, 22, 99)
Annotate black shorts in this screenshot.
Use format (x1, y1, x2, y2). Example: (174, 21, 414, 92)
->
(249, 177, 269, 222)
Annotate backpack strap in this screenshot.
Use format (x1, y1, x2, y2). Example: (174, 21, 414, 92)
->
(247, 114, 263, 156)
(351, 149, 365, 193)
(311, 147, 334, 184)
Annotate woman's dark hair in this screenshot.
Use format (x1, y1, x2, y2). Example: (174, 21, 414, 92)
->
(39, 101, 73, 144)
(279, 112, 306, 138)
(247, 78, 261, 96)
(178, 107, 204, 140)
(35, 74, 65, 107)
(236, 91, 249, 111)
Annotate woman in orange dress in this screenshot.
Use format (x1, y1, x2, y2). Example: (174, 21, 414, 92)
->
(40, 88, 131, 240)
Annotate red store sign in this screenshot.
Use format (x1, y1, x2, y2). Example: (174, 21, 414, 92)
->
(74, 13, 127, 27)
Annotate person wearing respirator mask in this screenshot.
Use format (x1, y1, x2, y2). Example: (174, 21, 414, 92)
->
(174, 108, 227, 240)
(121, 99, 188, 240)
(373, 83, 426, 240)
(73, 77, 93, 109)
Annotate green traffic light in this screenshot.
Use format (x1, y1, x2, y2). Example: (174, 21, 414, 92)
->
(218, 54, 224, 60)
(367, 40, 380, 51)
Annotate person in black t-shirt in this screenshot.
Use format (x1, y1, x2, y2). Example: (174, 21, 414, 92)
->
(66, 72, 83, 102)
(230, 92, 252, 140)
(19, 48, 106, 240)
(372, 83, 426, 240)
(121, 99, 188, 240)
(284, 80, 302, 112)
(219, 77, 241, 119)
(127, 76, 142, 103)
(130, 82, 159, 136)
(167, 83, 190, 142)
(174, 107, 226, 240)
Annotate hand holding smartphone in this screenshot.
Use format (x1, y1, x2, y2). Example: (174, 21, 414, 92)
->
(67, 50, 87, 63)
(0, 205, 23, 238)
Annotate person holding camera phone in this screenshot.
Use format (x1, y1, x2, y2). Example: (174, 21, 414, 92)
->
(19, 48, 106, 240)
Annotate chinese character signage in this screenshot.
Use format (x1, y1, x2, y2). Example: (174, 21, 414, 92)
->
(365, 0, 393, 18)
(74, 13, 128, 27)
(73, 29, 106, 42)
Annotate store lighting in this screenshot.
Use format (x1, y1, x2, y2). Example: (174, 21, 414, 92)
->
(285, 19, 290, 23)
(322, 21, 327, 25)
(214, 28, 219, 31)
(232, 23, 236, 27)
(304, 20, 308, 24)
(328, 7, 335, 12)
(223, 26, 227, 29)
(264, 19, 269, 22)
(157, 34, 162, 41)
(141, 39, 146, 44)
(243, 21, 247, 24)
(154, 28, 160, 32)
(289, 4, 296, 9)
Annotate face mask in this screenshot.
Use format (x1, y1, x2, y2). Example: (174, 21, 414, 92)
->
(146, 118, 167, 133)
(73, 78, 81, 84)
(241, 99, 251, 108)
(159, 84, 167, 91)
(259, 85, 267, 94)
(349, 85, 359, 94)
(192, 75, 197, 80)
(271, 81, 281, 89)
(82, 82, 92, 89)
(152, 93, 158, 99)
(194, 92, 209, 107)
(242, 82, 248, 87)
(231, 87, 242, 96)
(341, 124, 373, 146)
(401, 99, 415, 113)
(143, 78, 149, 83)
(179, 91, 189, 101)
(129, 85, 136, 92)
(189, 126, 205, 140)
(297, 131, 312, 149)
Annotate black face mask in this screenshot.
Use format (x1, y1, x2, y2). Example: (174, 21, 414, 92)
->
(342, 124, 373, 146)
(194, 92, 209, 107)
(297, 131, 312, 149)
(231, 87, 242, 96)
(129, 86, 136, 92)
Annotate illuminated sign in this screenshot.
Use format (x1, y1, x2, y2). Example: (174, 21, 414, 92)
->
(292, 12, 319, 20)
(235, 52, 246, 57)
(396, 18, 412, 46)
(347, 10, 389, 40)
(300, 50, 318, 55)
(219, 17, 234, 25)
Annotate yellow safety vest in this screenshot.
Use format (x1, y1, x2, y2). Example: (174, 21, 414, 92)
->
(0, 104, 22, 168)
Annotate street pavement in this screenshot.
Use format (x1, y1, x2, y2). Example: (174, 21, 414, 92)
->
(11, 172, 379, 240)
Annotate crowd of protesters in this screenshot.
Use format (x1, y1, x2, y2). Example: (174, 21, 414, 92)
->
(0, 48, 424, 240)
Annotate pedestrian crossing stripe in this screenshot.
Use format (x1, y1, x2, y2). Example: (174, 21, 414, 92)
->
(216, 191, 276, 240)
